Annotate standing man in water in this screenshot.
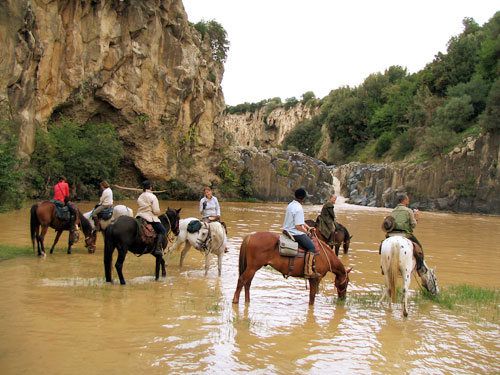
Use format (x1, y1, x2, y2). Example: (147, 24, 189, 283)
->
(283, 188, 320, 278)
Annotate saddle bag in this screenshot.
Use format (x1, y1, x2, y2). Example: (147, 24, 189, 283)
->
(98, 207, 114, 220)
(52, 201, 70, 222)
(137, 219, 156, 245)
(278, 234, 299, 257)
(187, 220, 202, 233)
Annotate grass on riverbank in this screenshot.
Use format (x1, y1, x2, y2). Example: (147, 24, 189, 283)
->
(0, 244, 33, 261)
(419, 284, 500, 310)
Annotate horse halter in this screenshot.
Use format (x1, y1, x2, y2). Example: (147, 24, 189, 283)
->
(197, 222, 212, 252)
(336, 272, 349, 295)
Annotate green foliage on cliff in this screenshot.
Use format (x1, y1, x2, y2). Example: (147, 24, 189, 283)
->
(279, 12, 499, 164)
(0, 121, 24, 211)
(193, 19, 229, 64)
(28, 118, 123, 199)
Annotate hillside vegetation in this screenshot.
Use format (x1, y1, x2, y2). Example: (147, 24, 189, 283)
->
(229, 14, 500, 164)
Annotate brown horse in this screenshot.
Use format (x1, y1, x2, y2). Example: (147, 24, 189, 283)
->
(305, 219, 352, 256)
(30, 201, 97, 256)
(232, 232, 352, 306)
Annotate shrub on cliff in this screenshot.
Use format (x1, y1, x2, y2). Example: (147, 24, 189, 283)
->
(193, 20, 229, 64)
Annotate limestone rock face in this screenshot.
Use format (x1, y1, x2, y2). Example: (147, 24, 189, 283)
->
(226, 147, 335, 204)
(219, 104, 318, 148)
(333, 132, 500, 214)
(1, 0, 225, 185)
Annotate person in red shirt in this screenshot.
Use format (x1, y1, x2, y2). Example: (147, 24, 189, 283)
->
(53, 176, 70, 204)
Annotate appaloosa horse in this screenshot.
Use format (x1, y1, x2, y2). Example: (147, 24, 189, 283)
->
(232, 232, 352, 306)
(83, 204, 134, 232)
(379, 235, 438, 317)
(30, 201, 97, 256)
(305, 219, 352, 256)
(103, 208, 181, 285)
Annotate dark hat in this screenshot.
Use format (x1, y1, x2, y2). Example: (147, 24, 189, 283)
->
(382, 216, 395, 232)
(294, 188, 307, 200)
(142, 180, 152, 190)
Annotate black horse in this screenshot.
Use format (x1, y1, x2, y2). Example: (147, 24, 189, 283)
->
(104, 208, 181, 285)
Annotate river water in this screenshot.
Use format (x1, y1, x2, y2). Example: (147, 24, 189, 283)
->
(0, 199, 498, 374)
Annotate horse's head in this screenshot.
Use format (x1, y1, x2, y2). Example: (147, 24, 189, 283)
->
(419, 266, 439, 295)
(163, 207, 182, 236)
(78, 212, 97, 253)
(335, 267, 352, 299)
(194, 221, 211, 250)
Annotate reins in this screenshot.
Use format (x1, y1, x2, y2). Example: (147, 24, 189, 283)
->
(313, 230, 349, 294)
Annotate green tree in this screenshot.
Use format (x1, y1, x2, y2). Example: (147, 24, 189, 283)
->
(433, 95, 474, 132)
(480, 78, 500, 131)
(0, 124, 24, 211)
(29, 118, 123, 198)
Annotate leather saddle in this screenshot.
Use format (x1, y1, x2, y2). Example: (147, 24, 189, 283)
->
(97, 206, 114, 220)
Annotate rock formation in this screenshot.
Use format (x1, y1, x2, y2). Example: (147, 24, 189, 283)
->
(1, 0, 225, 187)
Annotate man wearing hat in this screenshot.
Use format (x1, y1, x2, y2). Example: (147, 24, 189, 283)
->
(136, 180, 166, 257)
(282, 188, 320, 278)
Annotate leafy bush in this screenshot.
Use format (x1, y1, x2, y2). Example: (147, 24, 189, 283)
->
(433, 95, 474, 132)
(29, 118, 123, 199)
(283, 118, 322, 156)
(0, 123, 24, 211)
(193, 20, 229, 64)
(374, 132, 394, 157)
(393, 130, 417, 160)
(480, 78, 500, 131)
(422, 126, 457, 157)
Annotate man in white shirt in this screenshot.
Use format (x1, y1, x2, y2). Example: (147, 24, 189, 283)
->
(91, 180, 113, 230)
(283, 188, 320, 278)
(136, 180, 166, 257)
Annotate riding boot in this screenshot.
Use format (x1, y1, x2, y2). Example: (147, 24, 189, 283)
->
(304, 252, 320, 279)
(93, 217, 101, 231)
(413, 243, 427, 276)
(152, 233, 165, 257)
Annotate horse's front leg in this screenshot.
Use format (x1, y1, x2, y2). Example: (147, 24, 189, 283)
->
(204, 254, 210, 276)
(115, 247, 128, 285)
(39, 225, 49, 256)
(49, 230, 63, 254)
(217, 252, 222, 277)
(160, 257, 166, 278)
(308, 278, 319, 305)
(154, 255, 162, 280)
(334, 245, 340, 257)
(179, 242, 191, 268)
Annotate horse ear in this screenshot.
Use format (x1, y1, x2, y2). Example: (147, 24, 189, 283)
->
(349, 235, 353, 240)
(177, 208, 182, 213)
(346, 267, 352, 273)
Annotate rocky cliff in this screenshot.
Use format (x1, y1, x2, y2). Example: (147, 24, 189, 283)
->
(333, 131, 500, 214)
(1, 0, 224, 187)
(218, 103, 318, 148)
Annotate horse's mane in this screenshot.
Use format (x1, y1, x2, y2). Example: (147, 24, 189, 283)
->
(79, 212, 93, 235)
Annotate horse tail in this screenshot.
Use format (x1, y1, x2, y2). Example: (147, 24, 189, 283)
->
(388, 240, 400, 303)
(30, 204, 39, 252)
(238, 235, 250, 276)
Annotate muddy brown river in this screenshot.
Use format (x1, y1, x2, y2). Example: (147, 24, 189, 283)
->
(0, 199, 499, 374)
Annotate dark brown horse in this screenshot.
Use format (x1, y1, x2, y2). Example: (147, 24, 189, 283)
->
(104, 208, 181, 285)
(232, 232, 352, 306)
(305, 219, 352, 256)
(30, 201, 97, 256)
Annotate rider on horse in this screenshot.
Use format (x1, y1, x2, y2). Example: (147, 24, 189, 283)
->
(136, 180, 166, 257)
(283, 188, 320, 278)
(382, 193, 425, 274)
(199, 186, 228, 253)
(90, 180, 113, 231)
(52, 176, 76, 226)
(316, 194, 338, 247)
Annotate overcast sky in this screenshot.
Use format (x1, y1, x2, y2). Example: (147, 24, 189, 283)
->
(182, 1, 498, 106)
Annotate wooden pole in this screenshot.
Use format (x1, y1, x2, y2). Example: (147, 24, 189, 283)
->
(112, 184, 168, 194)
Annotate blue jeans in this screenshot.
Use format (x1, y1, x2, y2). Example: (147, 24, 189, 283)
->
(293, 234, 315, 252)
(151, 221, 166, 235)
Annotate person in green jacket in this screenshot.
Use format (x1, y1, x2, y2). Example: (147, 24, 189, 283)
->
(384, 193, 425, 273)
(316, 194, 338, 247)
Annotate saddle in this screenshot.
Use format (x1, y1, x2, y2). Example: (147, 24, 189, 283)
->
(137, 218, 156, 246)
(51, 200, 71, 222)
(278, 231, 318, 258)
(97, 207, 114, 220)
